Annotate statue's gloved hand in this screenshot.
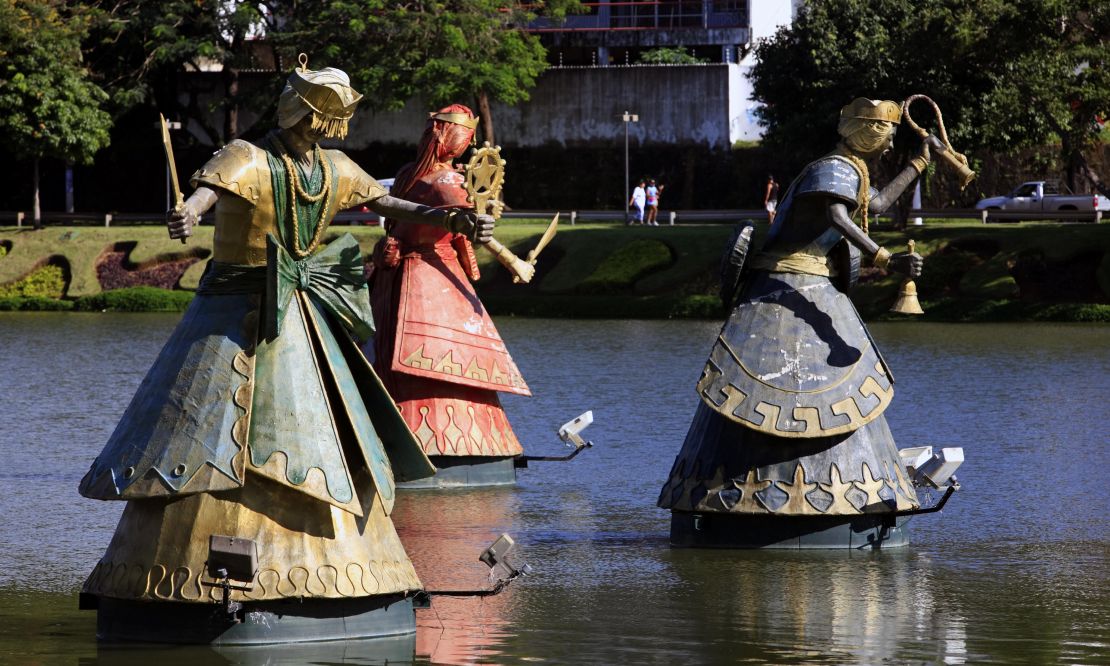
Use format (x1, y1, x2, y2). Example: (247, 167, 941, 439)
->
(445, 210, 496, 245)
(889, 250, 924, 278)
(911, 135, 945, 173)
(167, 201, 198, 240)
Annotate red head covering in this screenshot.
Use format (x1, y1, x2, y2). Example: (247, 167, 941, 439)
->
(392, 104, 477, 199)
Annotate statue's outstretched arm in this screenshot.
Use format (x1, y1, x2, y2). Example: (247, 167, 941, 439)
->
(870, 135, 943, 213)
(368, 195, 495, 244)
(367, 195, 450, 225)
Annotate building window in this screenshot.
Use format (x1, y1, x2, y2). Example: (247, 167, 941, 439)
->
(709, 0, 746, 27)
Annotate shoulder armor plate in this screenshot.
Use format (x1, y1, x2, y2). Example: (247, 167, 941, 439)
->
(794, 157, 861, 207)
(190, 140, 264, 203)
(326, 149, 388, 210)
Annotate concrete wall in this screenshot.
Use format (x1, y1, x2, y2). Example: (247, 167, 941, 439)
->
(342, 2, 804, 149)
(176, 5, 800, 151)
(346, 64, 738, 150)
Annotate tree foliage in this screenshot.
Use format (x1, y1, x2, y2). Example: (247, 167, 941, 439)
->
(638, 47, 705, 65)
(85, 0, 288, 142)
(79, 1, 581, 145)
(0, 0, 111, 165)
(279, 0, 581, 143)
(967, 0, 1110, 190)
(750, 0, 1109, 192)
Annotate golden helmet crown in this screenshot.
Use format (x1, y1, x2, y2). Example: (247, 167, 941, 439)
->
(279, 53, 363, 138)
(288, 54, 362, 121)
(429, 111, 480, 130)
(840, 97, 902, 124)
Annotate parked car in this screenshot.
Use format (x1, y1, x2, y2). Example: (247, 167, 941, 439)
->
(975, 181, 1110, 211)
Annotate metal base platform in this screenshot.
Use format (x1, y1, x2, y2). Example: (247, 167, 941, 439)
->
(669, 511, 910, 550)
(398, 456, 518, 489)
(92, 594, 415, 645)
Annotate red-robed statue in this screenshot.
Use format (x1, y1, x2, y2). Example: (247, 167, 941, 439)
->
(367, 105, 530, 486)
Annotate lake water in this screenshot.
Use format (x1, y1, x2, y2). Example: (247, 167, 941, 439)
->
(0, 314, 1107, 664)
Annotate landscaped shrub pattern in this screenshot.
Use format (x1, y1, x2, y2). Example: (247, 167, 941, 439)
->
(1, 224, 1107, 321)
(577, 239, 674, 293)
(97, 248, 202, 291)
(0, 264, 66, 299)
(1010, 250, 1108, 303)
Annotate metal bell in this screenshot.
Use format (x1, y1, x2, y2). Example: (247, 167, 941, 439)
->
(890, 278, 924, 315)
(890, 240, 925, 315)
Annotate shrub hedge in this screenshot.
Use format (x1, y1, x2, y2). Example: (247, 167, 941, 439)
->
(0, 296, 74, 311)
(73, 287, 195, 312)
(577, 239, 673, 293)
(0, 264, 66, 299)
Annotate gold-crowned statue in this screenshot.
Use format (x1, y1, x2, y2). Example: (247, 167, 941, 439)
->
(658, 96, 964, 549)
(78, 54, 497, 644)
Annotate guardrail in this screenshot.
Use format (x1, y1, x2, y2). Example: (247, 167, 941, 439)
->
(888, 208, 982, 222)
(0, 211, 216, 227)
(1, 208, 1103, 228)
(975, 209, 1103, 224)
(500, 209, 767, 224)
(871, 208, 1104, 224)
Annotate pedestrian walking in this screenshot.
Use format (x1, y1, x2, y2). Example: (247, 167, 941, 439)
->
(764, 174, 780, 223)
(645, 179, 664, 226)
(628, 179, 646, 225)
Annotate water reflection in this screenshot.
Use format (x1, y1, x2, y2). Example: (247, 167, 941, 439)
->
(0, 315, 1107, 664)
(657, 550, 972, 665)
(393, 488, 520, 664)
(83, 634, 417, 665)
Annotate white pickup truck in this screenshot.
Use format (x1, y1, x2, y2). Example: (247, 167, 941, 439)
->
(975, 181, 1110, 211)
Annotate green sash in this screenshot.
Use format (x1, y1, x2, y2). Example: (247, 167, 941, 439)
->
(265, 232, 374, 342)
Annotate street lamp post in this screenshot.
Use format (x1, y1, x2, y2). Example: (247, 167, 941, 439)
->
(912, 179, 923, 225)
(622, 111, 638, 219)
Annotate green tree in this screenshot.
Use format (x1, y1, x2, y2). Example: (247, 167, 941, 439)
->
(638, 47, 705, 65)
(282, 0, 581, 146)
(967, 1, 1110, 194)
(0, 0, 112, 227)
(85, 0, 288, 143)
(750, 0, 1109, 196)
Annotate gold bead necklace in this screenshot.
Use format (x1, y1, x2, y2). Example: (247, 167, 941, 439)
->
(834, 146, 871, 235)
(278, 142, 332, 258)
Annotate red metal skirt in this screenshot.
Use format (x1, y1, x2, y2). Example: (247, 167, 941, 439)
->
(371, 238, 527, 458)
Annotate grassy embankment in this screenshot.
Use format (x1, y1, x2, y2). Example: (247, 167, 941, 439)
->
(1, 219, 1108, 321)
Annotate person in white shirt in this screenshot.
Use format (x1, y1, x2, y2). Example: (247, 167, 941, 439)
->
(628, 179, 646, 225)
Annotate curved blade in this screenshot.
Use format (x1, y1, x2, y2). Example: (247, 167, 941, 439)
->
(526, 213, 559, 263)
(159, 114, 183, 208)
(160, 113, 187, 244)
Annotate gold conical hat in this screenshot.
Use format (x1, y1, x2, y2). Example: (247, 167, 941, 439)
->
(278, 53, 362, 138)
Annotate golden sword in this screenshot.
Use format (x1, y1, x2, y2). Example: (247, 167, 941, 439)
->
(513, 212, 559, 284)
(160, 113, 187, 244)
